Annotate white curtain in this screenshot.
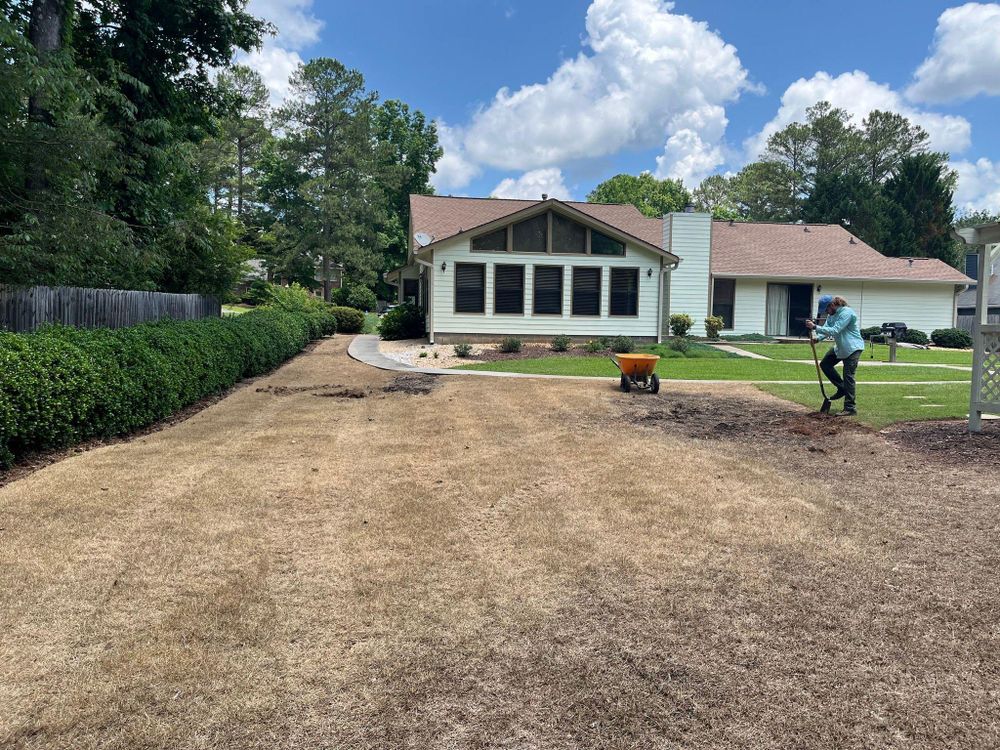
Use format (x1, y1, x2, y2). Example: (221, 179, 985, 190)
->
(766, 284, 790, 336)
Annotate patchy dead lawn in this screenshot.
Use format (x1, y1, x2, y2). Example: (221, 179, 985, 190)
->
(1, 336, 998, 749)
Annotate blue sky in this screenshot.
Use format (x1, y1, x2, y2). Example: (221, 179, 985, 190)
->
(243, 1, 1000, 212)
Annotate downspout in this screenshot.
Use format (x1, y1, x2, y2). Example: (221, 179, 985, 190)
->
(415, 256, 434, 344)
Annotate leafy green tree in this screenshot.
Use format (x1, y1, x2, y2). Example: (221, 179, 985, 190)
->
(802, 171, 894, 250)
(216, 65, 270, 219)
(730, 162, 801, 222)
(587, 172, 691, 217)
(859, 110, 930, 184)
(692, 174, 742, 220)
(274, 58, 383, 300)
(882, 153, 958, 266)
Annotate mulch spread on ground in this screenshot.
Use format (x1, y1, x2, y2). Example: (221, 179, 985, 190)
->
(381, 373, 439, 395)
(882, 419, 1000, 464)
(617, 389, 998, 466)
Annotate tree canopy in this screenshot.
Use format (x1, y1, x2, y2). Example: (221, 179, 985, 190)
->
(587, 172, 690, 218)
(0, 1, 440, 299)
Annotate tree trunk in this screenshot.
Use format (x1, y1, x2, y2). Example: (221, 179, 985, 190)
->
(26, 0, 69, 193)
(237, 134, 245, 217)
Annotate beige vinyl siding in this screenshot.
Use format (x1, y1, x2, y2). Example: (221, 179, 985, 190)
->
(729, 278, 767, 335)
(852, 281, 957, 332)
(429, 237, 662, 337)
(664, 212, 712, 336)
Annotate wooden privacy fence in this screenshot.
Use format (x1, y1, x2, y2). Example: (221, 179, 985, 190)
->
(0, 285, 221, 333)
(958, 312, 1000, 333)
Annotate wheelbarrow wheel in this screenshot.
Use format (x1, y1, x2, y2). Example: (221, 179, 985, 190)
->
(620, 374, 631, 393)
(650, 373, 660, 394)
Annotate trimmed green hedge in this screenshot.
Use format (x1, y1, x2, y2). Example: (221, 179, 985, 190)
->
(0, 305, 335, 468)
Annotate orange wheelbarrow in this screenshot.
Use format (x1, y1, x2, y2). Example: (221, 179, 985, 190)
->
(610, 353, 661, 394)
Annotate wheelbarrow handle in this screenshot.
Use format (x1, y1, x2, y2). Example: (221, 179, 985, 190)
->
(609, 356, 623, 374)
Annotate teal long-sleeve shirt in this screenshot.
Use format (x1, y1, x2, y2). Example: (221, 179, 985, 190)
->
(814, 305, 864, 358)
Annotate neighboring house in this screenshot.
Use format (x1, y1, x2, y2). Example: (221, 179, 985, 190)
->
(386, 195, 972, 343)
(956, 261, 999, 331)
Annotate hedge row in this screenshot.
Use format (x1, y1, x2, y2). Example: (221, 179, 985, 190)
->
(0, 305, 336, 468)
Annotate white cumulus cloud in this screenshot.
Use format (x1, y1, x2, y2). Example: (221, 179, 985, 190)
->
(239, 0, 323, 105)
(491, 169, 571, 200)
(436, 0, 751, 190)
(907, 2, 1000, 103)
(952, 158, 1000, 214)
(430, 121, 481, 193)
(745, 70, 972, 160)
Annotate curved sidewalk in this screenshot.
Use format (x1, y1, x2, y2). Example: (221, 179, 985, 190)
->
(346, 336, 968, 386)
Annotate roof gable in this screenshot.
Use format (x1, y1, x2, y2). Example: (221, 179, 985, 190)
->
(409, 195, 670, 258)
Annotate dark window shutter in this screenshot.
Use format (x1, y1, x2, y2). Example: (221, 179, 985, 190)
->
(572, 267, 601, 316)
(609, 268, 638, 316)
(455, 263, 485, 313)
(494, 264, 524, 314)
(533, 266, 563, 314)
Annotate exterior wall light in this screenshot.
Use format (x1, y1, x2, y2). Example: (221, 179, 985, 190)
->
(440, 261, 447, 272)
(647, 268, 653, 278)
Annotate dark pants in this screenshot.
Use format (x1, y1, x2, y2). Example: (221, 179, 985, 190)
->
(820, 349, 861, 410)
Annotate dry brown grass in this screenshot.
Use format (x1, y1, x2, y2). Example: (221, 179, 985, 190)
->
(2, 336, 998, 748)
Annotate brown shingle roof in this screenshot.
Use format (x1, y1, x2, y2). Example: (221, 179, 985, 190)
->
(410, 196, 972, 284)
(410, 194, 664, 250)
(710, 221, 973, 283)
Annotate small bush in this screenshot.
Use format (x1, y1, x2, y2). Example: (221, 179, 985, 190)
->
(584, 339, 604, 353)
(704, 315, 724, 339)
(454, 342, 473, 358)
(499, 336, 522, 353)
(418, 350, 428, 358)
(669, 313, 693, 337)
(669, 337, 690, 354)
(861, 326, 882, 341)
(331, 283, 377, 312)
(330, 305, 365, 334)
(900, 328, 929, 346)
(242, 279, 273, 306)
(610, 336, 635, 353)
(931, 327, 973, 349)
(433, 351, 439, 359)
(378, 303, 425, 340)
(550, 334, 572, 352)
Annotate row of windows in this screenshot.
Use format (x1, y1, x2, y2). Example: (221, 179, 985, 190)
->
(455, 263, 639, 317)
(471, 211, 626, 256)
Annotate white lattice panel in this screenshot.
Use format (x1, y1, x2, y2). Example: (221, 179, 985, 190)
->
(978, 330, 1000, 406)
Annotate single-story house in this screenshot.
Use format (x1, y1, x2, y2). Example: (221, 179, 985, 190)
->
(386, 195, 973, 343)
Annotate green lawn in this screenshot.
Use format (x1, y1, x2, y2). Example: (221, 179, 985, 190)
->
(454, 356, 970, 382)
(757, 382, 971, 428)
(363, 312, 379, 334)
(732, 342, 972, 366)
(222, 304, 253, 316)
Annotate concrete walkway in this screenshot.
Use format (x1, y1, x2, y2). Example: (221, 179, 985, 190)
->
(708, 344, 772, 360)
(346, 336, 968, 386)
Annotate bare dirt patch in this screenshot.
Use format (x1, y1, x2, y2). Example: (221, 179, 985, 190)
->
(380, 372, 439, 395)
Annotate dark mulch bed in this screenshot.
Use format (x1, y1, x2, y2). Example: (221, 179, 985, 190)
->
(469, 345, 603, 362)
(882, 418, 1000, 464)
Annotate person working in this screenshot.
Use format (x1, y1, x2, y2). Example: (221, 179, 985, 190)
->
(805, 294, 864, 417)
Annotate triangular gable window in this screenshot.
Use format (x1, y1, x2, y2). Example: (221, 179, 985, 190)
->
(469, 210, 627, 257)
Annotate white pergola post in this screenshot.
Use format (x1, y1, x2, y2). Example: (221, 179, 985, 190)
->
(954, 223, 1000, 432)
